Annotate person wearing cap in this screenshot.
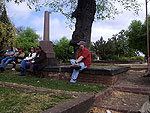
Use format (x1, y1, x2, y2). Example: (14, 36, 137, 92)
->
(69, 41, 91, 83)
(0, 46, 15, 72)
(11, 47, 25, 71)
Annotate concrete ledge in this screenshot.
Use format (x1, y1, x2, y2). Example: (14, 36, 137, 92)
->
(43, 65, 130, 75)
(42, 66, 130, 85)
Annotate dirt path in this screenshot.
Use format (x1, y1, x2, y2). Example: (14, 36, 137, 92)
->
(90, 70, 150, 113)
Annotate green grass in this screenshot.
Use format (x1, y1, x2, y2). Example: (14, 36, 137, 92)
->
(0, 71, 108, 94)
(0, 86, 74, 113)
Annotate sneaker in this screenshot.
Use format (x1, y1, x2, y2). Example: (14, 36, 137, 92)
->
(12, 68, 16, 71)
(70, 65, 81, 70)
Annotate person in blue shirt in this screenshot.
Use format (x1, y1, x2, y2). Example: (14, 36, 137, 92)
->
(0, 46, 15, 72)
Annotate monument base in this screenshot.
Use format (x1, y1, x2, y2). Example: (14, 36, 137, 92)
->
(40, 40, 57, 66)
(46, 58, 57, 66)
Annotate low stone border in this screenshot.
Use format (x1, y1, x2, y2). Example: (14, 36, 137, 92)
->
(0, 81, 95, 113)
(113, 86, 150, 95)
(43, 94, 95, 113)
(0, 81, 82, 96)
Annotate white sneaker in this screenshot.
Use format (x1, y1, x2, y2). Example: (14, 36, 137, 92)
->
(12, 68, 15, 71)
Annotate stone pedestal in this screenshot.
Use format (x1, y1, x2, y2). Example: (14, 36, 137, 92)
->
(40, 11, 57, 66)
(40, 41, 57, 66)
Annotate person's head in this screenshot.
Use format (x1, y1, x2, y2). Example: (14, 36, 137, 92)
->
(8, 46, 13, 51)
(36, 46, 42, 54)
(77, 41, 86, 50)
(30, 46, 35, 53)
(18, 47, 23, 52)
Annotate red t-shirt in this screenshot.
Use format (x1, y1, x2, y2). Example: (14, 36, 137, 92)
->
(78, 47, 91, 68)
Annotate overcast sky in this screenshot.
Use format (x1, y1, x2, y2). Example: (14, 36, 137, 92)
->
(6, 0, 147, 42)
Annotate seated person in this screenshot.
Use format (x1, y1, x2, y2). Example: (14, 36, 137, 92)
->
(0, 46, 15, 72)
(20, 46, 36, 76)
(69, 41, 91, 83)
(11, 47, 25, 71)
(0, 46, 4, 62)
(32, 46, 47, 75)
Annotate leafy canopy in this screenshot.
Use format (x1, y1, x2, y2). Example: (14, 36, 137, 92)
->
(92, 30, 137, 60)
(5, 0, 141, 21)
(0, 1, 16, 48)
(126, 15, 150, 56)
(15, 27, 39, 51)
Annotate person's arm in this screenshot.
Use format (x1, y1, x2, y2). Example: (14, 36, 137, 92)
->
(72, 56, 84, 66)
(24, 53, 36, 61)
(5, 51, 14, 57)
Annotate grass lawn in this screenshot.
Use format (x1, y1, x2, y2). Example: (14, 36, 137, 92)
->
(0, 71, 108, 94)
(0, 86, 74, 113)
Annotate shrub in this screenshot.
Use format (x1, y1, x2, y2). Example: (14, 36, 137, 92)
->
(53, 37, 73, 62)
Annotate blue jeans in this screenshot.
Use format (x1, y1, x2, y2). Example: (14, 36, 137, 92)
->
(1, 57, 13, 69)
(33, 63, 38, 73)
(70, 59, 87, 83)
(20, 60, 32, 75)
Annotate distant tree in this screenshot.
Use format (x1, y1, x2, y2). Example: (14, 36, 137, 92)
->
(93, 30, 137, 60)
(0, 2, 16, 48)
(15, 27, 39, 51)
(93, 37, 108, 60)
(126, 16, 150, 56)
(53, 37, 73, 62)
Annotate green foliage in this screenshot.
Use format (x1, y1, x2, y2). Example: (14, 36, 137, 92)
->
(53, 37, 73, 62)
(0, 2, 16, 48)
(6, 0, 141, 22)
(120, 56, 145, 61)
(15, 27, 39, 51)
(93, 30, 137, 60)
(126, 16, 150, 56)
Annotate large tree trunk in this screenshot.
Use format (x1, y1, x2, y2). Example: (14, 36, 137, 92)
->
(69, 0, 96, 58)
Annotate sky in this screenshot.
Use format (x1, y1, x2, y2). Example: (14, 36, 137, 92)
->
(5, 0, 148, 42)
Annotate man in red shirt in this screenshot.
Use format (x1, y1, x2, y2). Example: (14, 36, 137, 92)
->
(69, 41, 91, 83)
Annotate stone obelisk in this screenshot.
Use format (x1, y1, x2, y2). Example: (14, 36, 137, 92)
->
(40, 11, 57, 66)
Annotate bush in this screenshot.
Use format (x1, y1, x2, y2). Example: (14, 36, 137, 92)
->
(53, 37, 73, 63)
(120, 56, 144, 61)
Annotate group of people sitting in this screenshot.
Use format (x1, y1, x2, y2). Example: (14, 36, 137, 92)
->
(0, 41, 91, 83)
(0, 46, 46, 76)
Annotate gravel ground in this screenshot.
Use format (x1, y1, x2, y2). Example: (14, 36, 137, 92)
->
(89, 70, 150, 113)
(115, 70, 150, 88)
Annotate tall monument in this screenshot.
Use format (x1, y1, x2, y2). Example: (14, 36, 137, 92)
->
(40, 11, 57, 66)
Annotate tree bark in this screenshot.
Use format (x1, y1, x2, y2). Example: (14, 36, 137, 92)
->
(69, 0, 96, 58)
